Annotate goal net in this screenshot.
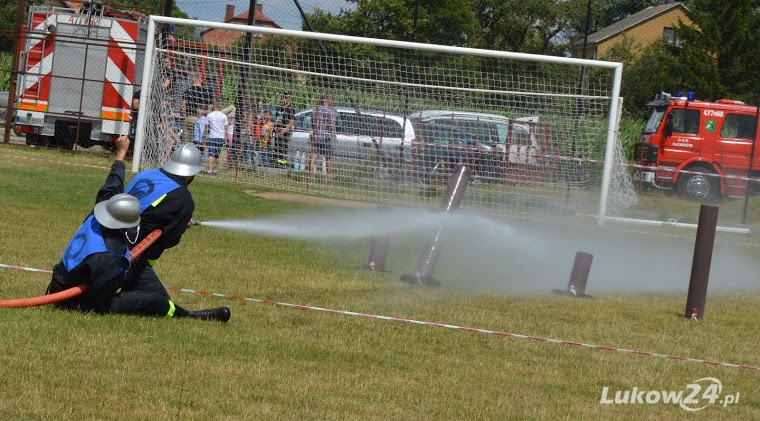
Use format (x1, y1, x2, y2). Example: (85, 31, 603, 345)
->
(134, 16, 636, 224)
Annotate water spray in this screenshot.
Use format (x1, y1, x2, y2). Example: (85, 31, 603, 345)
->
(366, 206, 391, 272)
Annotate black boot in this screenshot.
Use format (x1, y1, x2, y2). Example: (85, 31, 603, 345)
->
(186, 307, 231, 322)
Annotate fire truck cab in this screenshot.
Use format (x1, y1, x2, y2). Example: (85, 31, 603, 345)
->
(13, 3, 147, 149)
(634, 92, 760, 202)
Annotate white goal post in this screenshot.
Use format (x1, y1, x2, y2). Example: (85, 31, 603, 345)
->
(134, 15, 633, 225)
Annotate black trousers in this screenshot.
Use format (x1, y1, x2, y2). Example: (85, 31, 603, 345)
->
(109, 258, 174, 317)
(273, 134, 289, 164)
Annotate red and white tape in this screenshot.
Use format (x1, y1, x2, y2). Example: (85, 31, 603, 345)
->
(0, 154, 113, 171)
(2, 262, 758, 372)
(5, 148, 760, 183)
(164, 285, 760, 372)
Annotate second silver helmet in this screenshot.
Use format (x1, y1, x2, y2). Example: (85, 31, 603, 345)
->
(162, 143, 204, 176)
(93, 193, 141, 229)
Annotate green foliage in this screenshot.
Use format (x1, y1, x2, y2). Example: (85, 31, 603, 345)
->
(619, 116, 645, 160)
(0, 51, 11, 91)
(309, 0, 478, 46)
(603, 0, 760, 118)
(604, 39, 675, 120)
(597, 0, 658, 28)
(671, 0, 760, 102)
(307, 0, 593, 55)
(0, 0, 45, 52)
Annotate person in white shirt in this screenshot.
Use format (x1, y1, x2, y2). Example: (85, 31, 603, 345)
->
(203, 104, 229, 175)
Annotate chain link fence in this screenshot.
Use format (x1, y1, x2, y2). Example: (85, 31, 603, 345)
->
(2, 1, 760, 229)
(0, 1, 346, 147)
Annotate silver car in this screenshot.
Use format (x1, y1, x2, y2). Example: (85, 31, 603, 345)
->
(289, 106, 415, 163)
(407, 110, 542, 166)
(0, 91, 7, 123)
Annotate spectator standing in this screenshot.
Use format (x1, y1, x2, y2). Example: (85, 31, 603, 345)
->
(180, 72, 212, 142)
(204, 104, 229, 175)
(310, 94, 336, 174)
(257, 110, 275, 166)
(129, 89, 140, 139)
(160, 56, 185, 133)
(158, 100, 181, 165)
(160, 56, 178, 95)
(225, 108, 236, 166)
(273, 91, 295, 167)
(192, 109, 208, 166)
(245, 99, 264, 167)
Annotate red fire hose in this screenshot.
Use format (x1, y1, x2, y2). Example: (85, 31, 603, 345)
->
(0, 229, 162, 308)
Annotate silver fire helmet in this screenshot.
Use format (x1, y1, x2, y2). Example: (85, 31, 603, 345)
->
(162, 143, 204, 176)
(93, 193, 141, 229)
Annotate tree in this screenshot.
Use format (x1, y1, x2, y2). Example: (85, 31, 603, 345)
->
(307, 0, 478, 47)
(597, 0, 657, 28)
(605, 38, 687, 119)
(470, 0, 591, 55)
(672, 0, 760, 102)
(0, 0, 45, 52)
(601, 0, 760, 118)
(306, 0, 595, 56)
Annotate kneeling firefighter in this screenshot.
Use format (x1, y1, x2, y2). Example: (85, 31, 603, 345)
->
(112, 143, 230, 322)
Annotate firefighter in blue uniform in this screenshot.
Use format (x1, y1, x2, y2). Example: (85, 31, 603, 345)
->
(114, 143, 231, 322)
(46, 136, 141, 313)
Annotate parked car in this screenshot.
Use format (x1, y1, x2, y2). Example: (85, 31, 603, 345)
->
(0, 91, 7, 123)
(289, 106, 415, 164)
(408, 110, 549, 182)
(413, 122, 504, 183)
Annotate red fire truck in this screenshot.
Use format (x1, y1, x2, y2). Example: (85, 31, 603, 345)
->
(11, 3, 211, 150)
(634, 92, 759, 202)
(12, 3, 149, 149)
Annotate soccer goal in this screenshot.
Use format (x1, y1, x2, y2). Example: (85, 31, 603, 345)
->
(134, 16, 635, 225)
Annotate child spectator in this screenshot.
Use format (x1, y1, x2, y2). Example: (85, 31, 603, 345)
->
(192, 110, 208, 166)
(257, 110, 274, 166)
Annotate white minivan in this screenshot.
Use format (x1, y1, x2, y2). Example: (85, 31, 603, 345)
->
(289, 107, 415, 164)
(407, 110, 543, 167)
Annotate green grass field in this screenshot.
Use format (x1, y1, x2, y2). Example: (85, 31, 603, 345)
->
(1, 143, 759, 420)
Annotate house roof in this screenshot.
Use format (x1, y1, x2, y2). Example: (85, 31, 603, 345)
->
(200, 5, 281, 36)
(229, 9, 280, 29)
(586, 2, 686, 44)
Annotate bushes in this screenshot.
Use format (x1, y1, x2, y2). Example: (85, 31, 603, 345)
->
(0, 51, 10, 91)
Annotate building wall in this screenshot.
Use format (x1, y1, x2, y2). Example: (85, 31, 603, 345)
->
(597, 8, 691, 59)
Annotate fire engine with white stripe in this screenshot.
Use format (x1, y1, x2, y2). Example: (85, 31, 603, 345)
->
(634, 92, 760, 202)
(13, 3, 166, 149)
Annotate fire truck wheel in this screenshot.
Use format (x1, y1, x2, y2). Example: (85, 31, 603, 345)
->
(677, 166, 718, 202)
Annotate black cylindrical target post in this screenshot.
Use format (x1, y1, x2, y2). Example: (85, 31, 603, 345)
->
(401, 165, 471, 286)
(684, 204, 719, 320)
(568, 251, 593, 296)
(552, 251, 593, 298)
(367, 206, 390, 271)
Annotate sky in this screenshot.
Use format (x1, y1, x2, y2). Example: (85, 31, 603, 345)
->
(174, 0, 354, 31)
